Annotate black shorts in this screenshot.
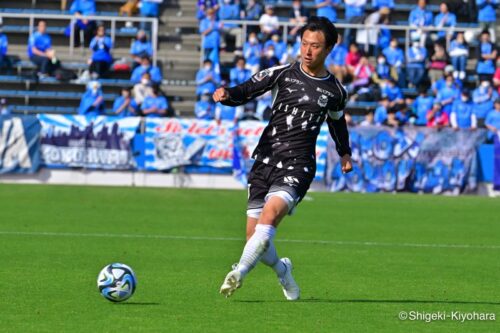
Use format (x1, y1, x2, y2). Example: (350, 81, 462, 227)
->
(246, 161, 315, 218)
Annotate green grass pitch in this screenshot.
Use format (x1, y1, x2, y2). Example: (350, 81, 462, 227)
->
(1, 184, 500, 332)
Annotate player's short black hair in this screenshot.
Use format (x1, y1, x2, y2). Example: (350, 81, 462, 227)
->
(299, 16, 338, 50)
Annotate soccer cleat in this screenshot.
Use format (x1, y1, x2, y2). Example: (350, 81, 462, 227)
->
(220, 269, 242, 298)
(278, 258, 300, 301)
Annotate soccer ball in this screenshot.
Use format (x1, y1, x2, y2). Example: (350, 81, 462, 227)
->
(97, 263, 137, 302)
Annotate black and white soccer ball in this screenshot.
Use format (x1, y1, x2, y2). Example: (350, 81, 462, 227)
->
(97, 263, 137, 302)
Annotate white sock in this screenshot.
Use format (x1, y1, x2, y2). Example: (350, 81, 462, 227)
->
(237, 224, 276, 278)
(260, 241, 287, 277)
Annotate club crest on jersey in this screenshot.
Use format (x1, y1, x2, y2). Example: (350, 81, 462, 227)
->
(283, 176, 300, 187)
(317, 94, 328, 107)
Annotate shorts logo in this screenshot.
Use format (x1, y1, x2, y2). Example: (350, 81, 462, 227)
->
(317, 94, 328, 108)
(283, 176, 299, 187)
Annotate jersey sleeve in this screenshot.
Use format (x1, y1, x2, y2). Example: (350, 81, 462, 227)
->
(221, 64, 291, 107)
(326, 79, 351, 157)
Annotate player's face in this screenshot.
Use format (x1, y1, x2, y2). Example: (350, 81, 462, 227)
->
(300, 30, 331, 70)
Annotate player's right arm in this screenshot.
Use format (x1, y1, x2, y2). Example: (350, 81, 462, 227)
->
(213, 64, 291, 106)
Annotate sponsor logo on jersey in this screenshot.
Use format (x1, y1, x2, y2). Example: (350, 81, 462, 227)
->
(286, 88, 298, 94)
(317, 94, 328, 107)
(316, 87, 335, 97)
(283, 176, 300, 187)
(253, 69, 271, 82)
(285, 77, 305, 85)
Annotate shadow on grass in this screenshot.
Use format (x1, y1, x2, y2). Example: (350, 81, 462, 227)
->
(117, 302, 161, 306)
(236, 299, 500, 306)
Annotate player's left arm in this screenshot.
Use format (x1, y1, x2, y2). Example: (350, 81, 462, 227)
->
(326, 88, 353, 174)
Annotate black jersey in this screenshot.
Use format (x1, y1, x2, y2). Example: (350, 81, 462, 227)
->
(222, 61, 351, 173)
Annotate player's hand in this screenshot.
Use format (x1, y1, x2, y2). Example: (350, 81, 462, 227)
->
(341, 154, 353, 174)
(213, 88, 229, 103)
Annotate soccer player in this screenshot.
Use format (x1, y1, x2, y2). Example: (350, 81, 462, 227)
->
(213, 17, 353, 300)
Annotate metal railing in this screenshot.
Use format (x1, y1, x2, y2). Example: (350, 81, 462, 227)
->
(0, 12, 159, 64)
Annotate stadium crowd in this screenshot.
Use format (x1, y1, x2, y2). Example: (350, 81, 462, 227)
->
(194, 0, 500, 140)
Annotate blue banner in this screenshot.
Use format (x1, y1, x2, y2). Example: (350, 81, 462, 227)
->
(38, 115, 141, 169)
(326, 127, 487, 194)
(0, 115, 41, 174)
(494, 134, 500, 191)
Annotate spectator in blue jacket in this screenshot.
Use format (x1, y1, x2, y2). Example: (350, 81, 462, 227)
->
(230, 57, 251, 87)
(195, 59, 220, 96)
(141, 85, 168, 117)
(315, 0, 340, 23)
(219, 0, 243, 51)
(113, 87, 137, 117)
(412, 86, 434, 126)
(28, 21, 57, 76)
(374, 96, 390, 125)
(448, 32, 469, 80)
(130, 30, 153, 68)
(131, 55, 162, 84)
(476, 0, 498, 41)
(408, 0, 433, 47)
(372, 0, 394, 10)
(289, 0, 310, 40)
(477, 30, 498, 81)
(326, 35, 348, 83)
(69, 0, 96, 47)
(343, 0, 366, 46)
(436, 74, 460, 115)
(406, 37, 428, 87)
(434, 2, 456, 41)
(79, 81, 104, 117)
(382, 38, 405, 87)
(450, 90, 477, 129)
(264, 34, 288, 64)
(89, 25, 113, 78)
(243, 32, 262, 74)
(473, 80, 499, 123)
(197, 0, 219, 20)
(0, 25, 11, 73)
(244, 0, 263, 22)
(215, 102, 241, 124)
(195, 92, 215, 119)
(485, 98, 500, 139)
(140, 0, 163, 31)
(199, 8, 221, 63)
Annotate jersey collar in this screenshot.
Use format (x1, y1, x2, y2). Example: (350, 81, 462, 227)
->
(299, 62, 331, 81)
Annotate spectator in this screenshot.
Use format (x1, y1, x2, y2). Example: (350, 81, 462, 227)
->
(78, 81, 104, 117)
(195, 59, 220, 96)
(219, 0, 243, 51)
(431, 65, 460, 94)
(133, 72, 153, 106)
(346, 42, 361, 77)
(259, 5, 279, 40)
(472, 80, 499, 125)
(448, 32, 468, 80)
(348, 56, 373, 93)
(314, 0, 340, 23)
(343, 0, 366, 46)
(119, 0, 139, 17)
(230, 56, 251, 87)
(0, 98, 10, 116)
(382, 78, 405, 112)
(0, 24, 11, 73)
(406, 37, 428, 87)
(477, 30, 497, 82)
(485, 98, 500, 139)
(426, 102, 449, 128)
(359, 111, 374, 126)
(69, 0, 96, 47)
(374, 96, 390, 125)
(130, 30, 153, 69)
(428, 43, 448, 84)
(140, 0, 163, 31)
(141, 85, 168, 117)
(289, 0, 310, 39)
(450, 90, 477, 129)
(264, 33, 287, 64)
(412, 86, 435, 126)
(356, 7, 391, 56)
(408, 0, 433, 47)
(195, 92, 215, 119)
(382, 38, 405, 87)
(88, 25, 113, 79)
(494, 56, 500, 94)
(244, 0, 263, 21)
(373, 54, 395, 84)
(113, 87, 137, 117)
(243, 32, 262, 74)
(476, 0, 498, 41)
(199, 8, 221, 63)
(197, 0, 219, 20)
(259, 44, 280, 70)
(372, 0, 394, 10)
(436, 74, 460, 115)
(130, 55, 162, 84)
(215, 101, 241, 124)
(28, 21, 58, 77)
(326, 35, 348, 83)
(433, 2, 456, 42)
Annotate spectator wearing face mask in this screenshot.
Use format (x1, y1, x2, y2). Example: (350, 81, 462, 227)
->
(259, 44, 280, 70)
(230, 57, 251, 87)
(426, 102, 449, 128)
(195, 59, 221, 96)
(130, 55, 162, 84)
(406, 37, 428, 88)
(448, 32, 469, 80)
(372, 54, 395, 84)
(477, 30, 497, 82)
(412, 86, 434, 126)
(141, 85, 168, 117)
(195, 92, 215, 120)
(79, 81, 104, 117)
(88, 25, 113, 79)
(436, 74, 460, 115)
(133, 72, 153, 106)
(450, 89, 477, 130)
(473, 80, 499, 125)
(243, 32, 262, 74)
(382, 38, 405, 87)
(130, 30, 153, 69)
(264, 33, 288, 64)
